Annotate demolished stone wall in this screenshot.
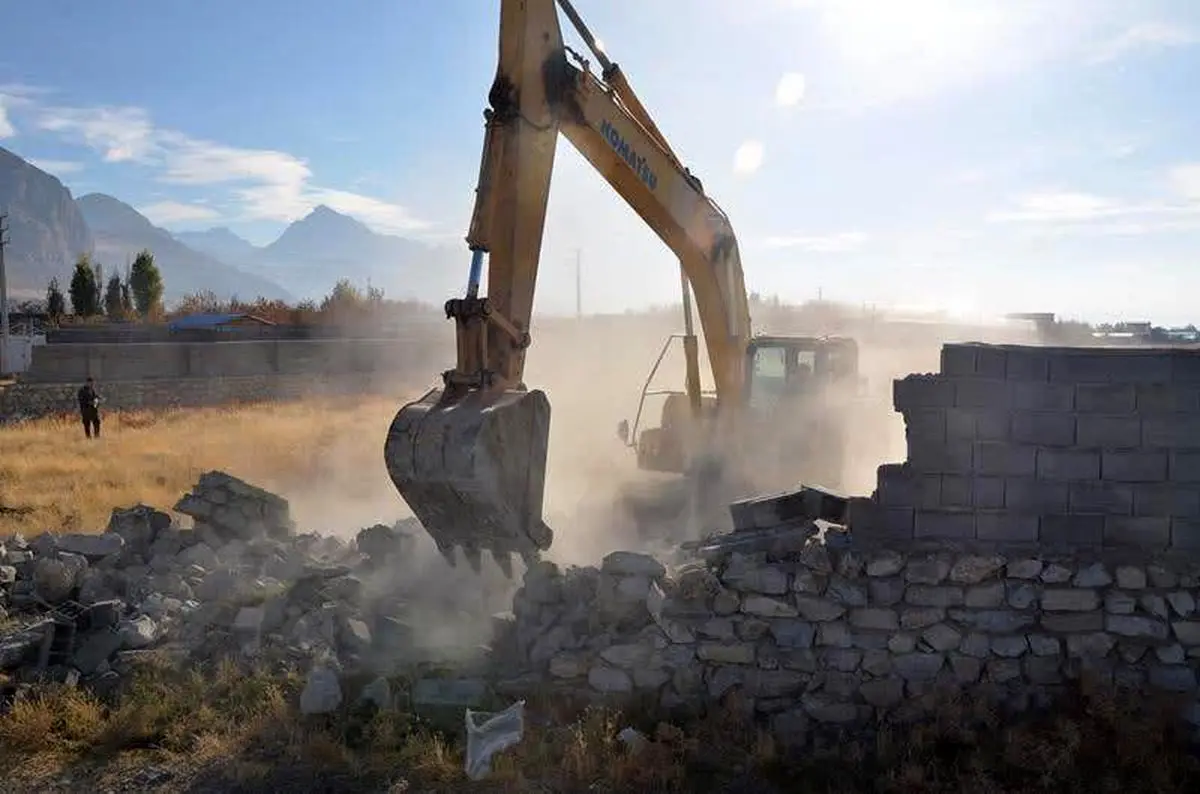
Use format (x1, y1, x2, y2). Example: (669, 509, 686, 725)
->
(495, 343, 1200, 744)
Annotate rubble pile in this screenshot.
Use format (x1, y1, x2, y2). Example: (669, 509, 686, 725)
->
(494, 536, 1200, 742)
(0, 471, 516, 709)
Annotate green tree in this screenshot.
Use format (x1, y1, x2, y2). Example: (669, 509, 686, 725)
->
(129, 249, 164, 318)
(45, 278, 66, 321)
(104, 274, 125, 319)
(68, 254, 100, 316)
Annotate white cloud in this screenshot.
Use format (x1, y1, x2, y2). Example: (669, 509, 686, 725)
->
(986, 191, 1127, 223)
(1170, 163, 1200, 201)
(774, 72, 807, 107)
(0, 97, 14, 138)
(30, 98, 430, 234)
(26, 159, 84, 175)
(763, 231, 867, 252)
(139, 200, 221, 225)
(733, 140, 764, 175)
(1088, 22, 1199, 64)
(36, 105, 158, 163)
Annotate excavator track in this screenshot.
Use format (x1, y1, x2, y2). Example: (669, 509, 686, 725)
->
(384, 386, 554, 578)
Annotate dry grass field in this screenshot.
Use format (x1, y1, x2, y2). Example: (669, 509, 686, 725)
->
(0, 396, 409, 538)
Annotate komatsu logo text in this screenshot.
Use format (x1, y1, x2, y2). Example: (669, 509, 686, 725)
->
(600, 119, 658, 191)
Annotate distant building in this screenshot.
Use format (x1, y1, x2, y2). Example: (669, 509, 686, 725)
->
(167, 313, 276, 334)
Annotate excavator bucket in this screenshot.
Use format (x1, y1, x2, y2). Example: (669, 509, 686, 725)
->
(384, 386, 554, 577)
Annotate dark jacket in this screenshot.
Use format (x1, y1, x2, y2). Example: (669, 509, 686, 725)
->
(78, 384, 100, 415)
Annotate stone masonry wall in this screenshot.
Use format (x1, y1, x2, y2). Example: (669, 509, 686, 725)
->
(496, 541, 1200, 744)
(0, 373, 410, 422)
(861, 342, 1200, 550)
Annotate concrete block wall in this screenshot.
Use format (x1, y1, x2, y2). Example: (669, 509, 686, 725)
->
(860, 343, 1200, 551)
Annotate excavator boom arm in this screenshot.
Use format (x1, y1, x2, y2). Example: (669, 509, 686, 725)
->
(384, 0, 751, 574)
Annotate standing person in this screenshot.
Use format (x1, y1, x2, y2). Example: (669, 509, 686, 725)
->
(77, 376, 102, 439)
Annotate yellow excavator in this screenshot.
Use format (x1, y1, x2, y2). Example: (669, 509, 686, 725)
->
(384, 0, 861, 576)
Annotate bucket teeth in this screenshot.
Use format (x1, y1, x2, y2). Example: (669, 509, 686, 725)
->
(491, 549, 514, 579)
(463, 545, 483, 574)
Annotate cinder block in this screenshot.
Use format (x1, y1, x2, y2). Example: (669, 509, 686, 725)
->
(1076, 415, 1141, 449)
(1048, 350, 1172, 384)
(1005, 347, 1051, 382)
(1136, 384, 1200, 413)
(894, 375, 956, 412)
(904, 410, 947, 444)
(1010, 411, 1076, 447)
(939, 474, 971, 507)
(973, 476, 1005, 508)
(1104, 516, 1170, 548)
(1005, 478, 1068, 513)
(1037, 449, 1100, 480)
(1142, 415, 1200, 449)
(1101, 451, 1167, 483)
(945, 408, 975, 441)
(940, 344, 1008, 378)
(1040, 514, 1103, 546)
(853, 505, 915, 540)
(1170, 518, 1200, 550)
(1075, 383, 1136, 413)
(908, 440, 974, 474)
(976, 512, 1039, 543)
(975, 442, 1037, 477)
(1012, 381, 1074, 411)
(1068, 482, 1133, 515)
(914, 510, 975, 540)
(1169, 451, 1200, 482)
(1132, 485, 1200, 518)
(944, 409, 1009, 442)
(876, 465, 940, 509)
(955, 378, 1013, 410)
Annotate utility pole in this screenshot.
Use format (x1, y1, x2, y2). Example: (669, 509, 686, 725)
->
(574, 249, 582, 320)
(0, 214, 9, 377)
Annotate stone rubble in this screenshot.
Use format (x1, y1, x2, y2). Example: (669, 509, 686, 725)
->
(0, 470, 515, 710)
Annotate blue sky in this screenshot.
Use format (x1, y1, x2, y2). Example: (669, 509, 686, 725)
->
(3, 0, 1200, 323)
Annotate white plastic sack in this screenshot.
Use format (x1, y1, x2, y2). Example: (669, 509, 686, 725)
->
(464, 699, 525, 781)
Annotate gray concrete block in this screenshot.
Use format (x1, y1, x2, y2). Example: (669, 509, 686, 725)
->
(914, 511, 975, 540)
(1137, 384, 1200, 413)
(1037, 449, 1100, 480)
(1142, 415, 1200, 449)
(940, 344, 1008, 378)
(975, 443, 1037, 477)
(1048, 350, 1172, 384)
(1170, 519, 1200, 550)
(1076, 415, 1142, 449)
(1104, 516, 1170, 548)
(1068, 482, 1133, 515)
(876, 465, 939, 509)
(1004, 347, 1051, 382)
(955, 379, 1013, 410)
(945, 408, 975, 441)
(1010, 412, 1075, 447)
(1012, 381, 1074, 411)
(905, 410, 947, 444)
(1133, 485, 1200, 518)
(1004, 479, 1068, 513)
(894, 375, 956, 412)
(1102, 451, 1167, 483)
(908, 440, 974, 474)
(1075, 383, 1136, 413)
(1040, 515, 1103, 546)
(976, 512, 1038, 543)
(939, 475, 971, 508)
(1169, 451, 1200, 482)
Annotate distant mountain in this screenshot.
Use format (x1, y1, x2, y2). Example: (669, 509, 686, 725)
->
(173, 227, 258, 266)
(0, 147, 93, 292)
(76, 194, 293, 303)
(251, 205, 464, 302)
